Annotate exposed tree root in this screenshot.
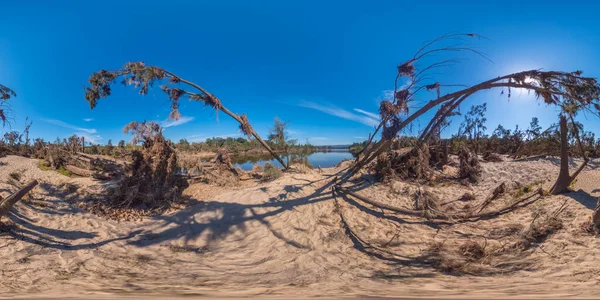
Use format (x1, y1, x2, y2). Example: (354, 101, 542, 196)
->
(334, 185, 543, 221)
(332, 189, 412, 261)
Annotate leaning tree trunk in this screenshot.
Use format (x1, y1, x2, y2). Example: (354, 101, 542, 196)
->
(550, 115, 571, 194)
(550, 115, 589, 195)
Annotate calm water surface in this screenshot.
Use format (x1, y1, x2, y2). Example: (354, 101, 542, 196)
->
(233, 151, 353, 171)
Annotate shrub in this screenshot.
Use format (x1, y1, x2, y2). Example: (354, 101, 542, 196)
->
(262, 162, 281, 181)
(57, 167, 72, 177)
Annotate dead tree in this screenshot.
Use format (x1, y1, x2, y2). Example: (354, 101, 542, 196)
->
(349, 34, 600, 178)
(84, 62, 288, 169)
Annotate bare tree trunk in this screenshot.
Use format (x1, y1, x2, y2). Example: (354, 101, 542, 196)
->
(0, 180, 38, 219)
(549, 115, 590, 195)
(550, 115, 572, 194)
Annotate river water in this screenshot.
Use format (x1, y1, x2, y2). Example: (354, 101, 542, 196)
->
(232, 151, 353, 170)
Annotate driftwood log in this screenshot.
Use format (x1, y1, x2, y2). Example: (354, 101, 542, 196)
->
(64, 165, 112, 180)
(0, 180, 39, 219)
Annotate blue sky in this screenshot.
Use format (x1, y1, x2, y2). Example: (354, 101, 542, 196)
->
(1, 0, 600, 145)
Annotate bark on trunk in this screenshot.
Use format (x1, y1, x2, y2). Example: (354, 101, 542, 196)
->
(0, 180, 39, 218)
(550, 115, 572, 194)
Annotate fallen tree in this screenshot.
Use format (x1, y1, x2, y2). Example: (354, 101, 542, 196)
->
(349, 34, 600, 181)
(84, 62, 288, 169)
(0, 180, 39, 220)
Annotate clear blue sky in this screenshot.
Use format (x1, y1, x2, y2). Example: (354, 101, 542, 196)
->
(1, 0, 599, 145)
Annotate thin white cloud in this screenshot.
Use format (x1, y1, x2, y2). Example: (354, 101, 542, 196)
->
(42, 118, 97, 134)
(161, 116, 194, 128)
(83, 118, 94, 122)
(311, 137, 328, 140)
(353, 136, 366, 139)
(76, 132, 103, 144)
(353, 108, 380, 120)
(298, 101, 379, 127)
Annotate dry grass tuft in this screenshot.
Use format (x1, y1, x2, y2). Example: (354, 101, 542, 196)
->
(483, 152, 503, 162)
(262, 162, 282, 182)
(580, 219, 600, 235)
(414, 189, 442, 217)
(458, 240, 487, 260)
(458, 146, 481, 183)
(424, 240, 489, 274)
(510, 209, 564, 251)
(488, 223, 524, 239)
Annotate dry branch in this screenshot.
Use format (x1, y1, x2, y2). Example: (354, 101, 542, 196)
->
(334, 185, 542, 221)
(333, 189, 409, 260)
(0, 180, 38, 218)
(475, 182, 506, 213)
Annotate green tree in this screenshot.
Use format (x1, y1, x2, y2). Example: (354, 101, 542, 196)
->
(526, 117, 542, 140)
(458, 103, 487, 154)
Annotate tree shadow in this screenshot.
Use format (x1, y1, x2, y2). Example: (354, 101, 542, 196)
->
(4, 210, 142, 250)
(131, 175, 341, 249)
(562, 189, 598, 209)
(339, 193, 445, 229)
(543, 156, 580, 168)
(1, 181, 141, 250)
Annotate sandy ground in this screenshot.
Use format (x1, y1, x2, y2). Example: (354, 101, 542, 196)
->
(1, 155, 600, 299)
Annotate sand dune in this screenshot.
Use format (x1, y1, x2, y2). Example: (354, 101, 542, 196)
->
(1, 154, 600, 299)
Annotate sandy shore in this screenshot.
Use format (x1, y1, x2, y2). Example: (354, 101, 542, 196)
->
(1, 155, 600, 299)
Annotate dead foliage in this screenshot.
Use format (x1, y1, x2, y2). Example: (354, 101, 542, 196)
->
(109, 132, 182, 208)
(483, 152, 503, 162)
(474, 182, 507, 213)
(374, 145, 432, 181)
(424, 238, 533, 275)
(186, 149, 242, 186)
(458, 146, 481, 183)
(424, 239, 490, 274)
(487, 223, 525, 239)
(82, 125, 187, 220)
(429, 143, 449, 169)
(261, 162, 282, 182)
(510, 202, 566, 251)
(580, 220, 600, 236)
(414, 189, 442, 218)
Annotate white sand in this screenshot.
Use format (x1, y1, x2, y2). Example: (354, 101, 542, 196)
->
(1, 154, 600, 299)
